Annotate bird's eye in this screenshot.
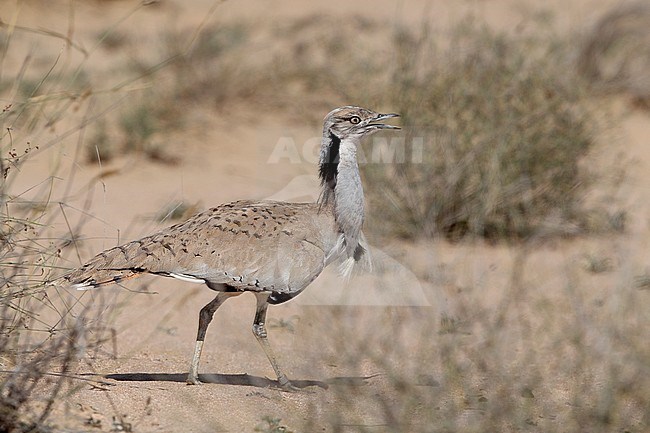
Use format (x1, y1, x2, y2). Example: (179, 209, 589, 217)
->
(349, 116, 361, 124)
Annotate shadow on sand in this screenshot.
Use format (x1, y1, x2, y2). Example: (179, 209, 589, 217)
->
(103, 372, 378, 390)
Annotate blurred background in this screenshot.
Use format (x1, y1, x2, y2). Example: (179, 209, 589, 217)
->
(1, 0, 649, 432)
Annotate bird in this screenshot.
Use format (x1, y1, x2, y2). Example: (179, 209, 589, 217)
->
(52, 106, 400, 391)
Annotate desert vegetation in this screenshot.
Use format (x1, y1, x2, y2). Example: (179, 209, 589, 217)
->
(1, 1, 649, 432)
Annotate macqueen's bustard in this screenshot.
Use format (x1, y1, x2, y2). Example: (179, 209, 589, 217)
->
(53, 106, 400, 391)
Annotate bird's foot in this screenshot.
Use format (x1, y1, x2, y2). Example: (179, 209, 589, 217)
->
(186, 374, 202, 385)
(276, 375, 308, 393)
(279, 381, 301, 392)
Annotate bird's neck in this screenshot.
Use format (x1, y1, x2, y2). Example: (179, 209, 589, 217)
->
(318, 135, 364, 257)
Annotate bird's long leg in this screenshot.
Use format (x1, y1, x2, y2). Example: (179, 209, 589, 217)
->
(187, 291, 232, 385)
(252, 292, 298, 391)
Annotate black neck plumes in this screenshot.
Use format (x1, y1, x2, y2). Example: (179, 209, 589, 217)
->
(319, 132, 340, 186)
(318, 132, 340, 199)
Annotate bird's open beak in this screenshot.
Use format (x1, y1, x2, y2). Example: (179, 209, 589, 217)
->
(369, 113, 401, 129)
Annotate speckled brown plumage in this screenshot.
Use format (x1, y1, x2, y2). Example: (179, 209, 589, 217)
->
(59, 200, 339, 296)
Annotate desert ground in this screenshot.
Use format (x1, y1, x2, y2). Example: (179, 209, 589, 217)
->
(1, 0, 649, 432)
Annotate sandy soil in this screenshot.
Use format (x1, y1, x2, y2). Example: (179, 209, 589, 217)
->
(3, 0, 649, 432)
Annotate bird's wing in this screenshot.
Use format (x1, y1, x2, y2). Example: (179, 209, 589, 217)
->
(56, 200, 338, 293)
(175, 200, 337, 293)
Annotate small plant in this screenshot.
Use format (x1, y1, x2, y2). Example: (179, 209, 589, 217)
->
(633, 273, 650, 290)
(86, 120, 113, 163)
(254, 416, 294, 433)
(117, 94, 180, 164)
(120, 101, 158, 153)
(581, 253, 614, 274)
(268, 316, 300, 333)
(439, 314, 468, 335)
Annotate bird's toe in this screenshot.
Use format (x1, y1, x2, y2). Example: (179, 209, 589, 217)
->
(278, 380, 305, 393)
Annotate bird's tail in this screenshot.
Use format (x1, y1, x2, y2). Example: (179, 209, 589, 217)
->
(49, 242, 152, 290)
(51, 267, 144, 290)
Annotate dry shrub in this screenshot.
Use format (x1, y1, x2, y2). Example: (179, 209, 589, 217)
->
(0, 145, 92, 432)
(0, 21, 114, 432)
(362, 22, 602, 240)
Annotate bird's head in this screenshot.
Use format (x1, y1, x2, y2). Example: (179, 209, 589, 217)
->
(318, 106, 400, 195)
(323, 106, 400, 141)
